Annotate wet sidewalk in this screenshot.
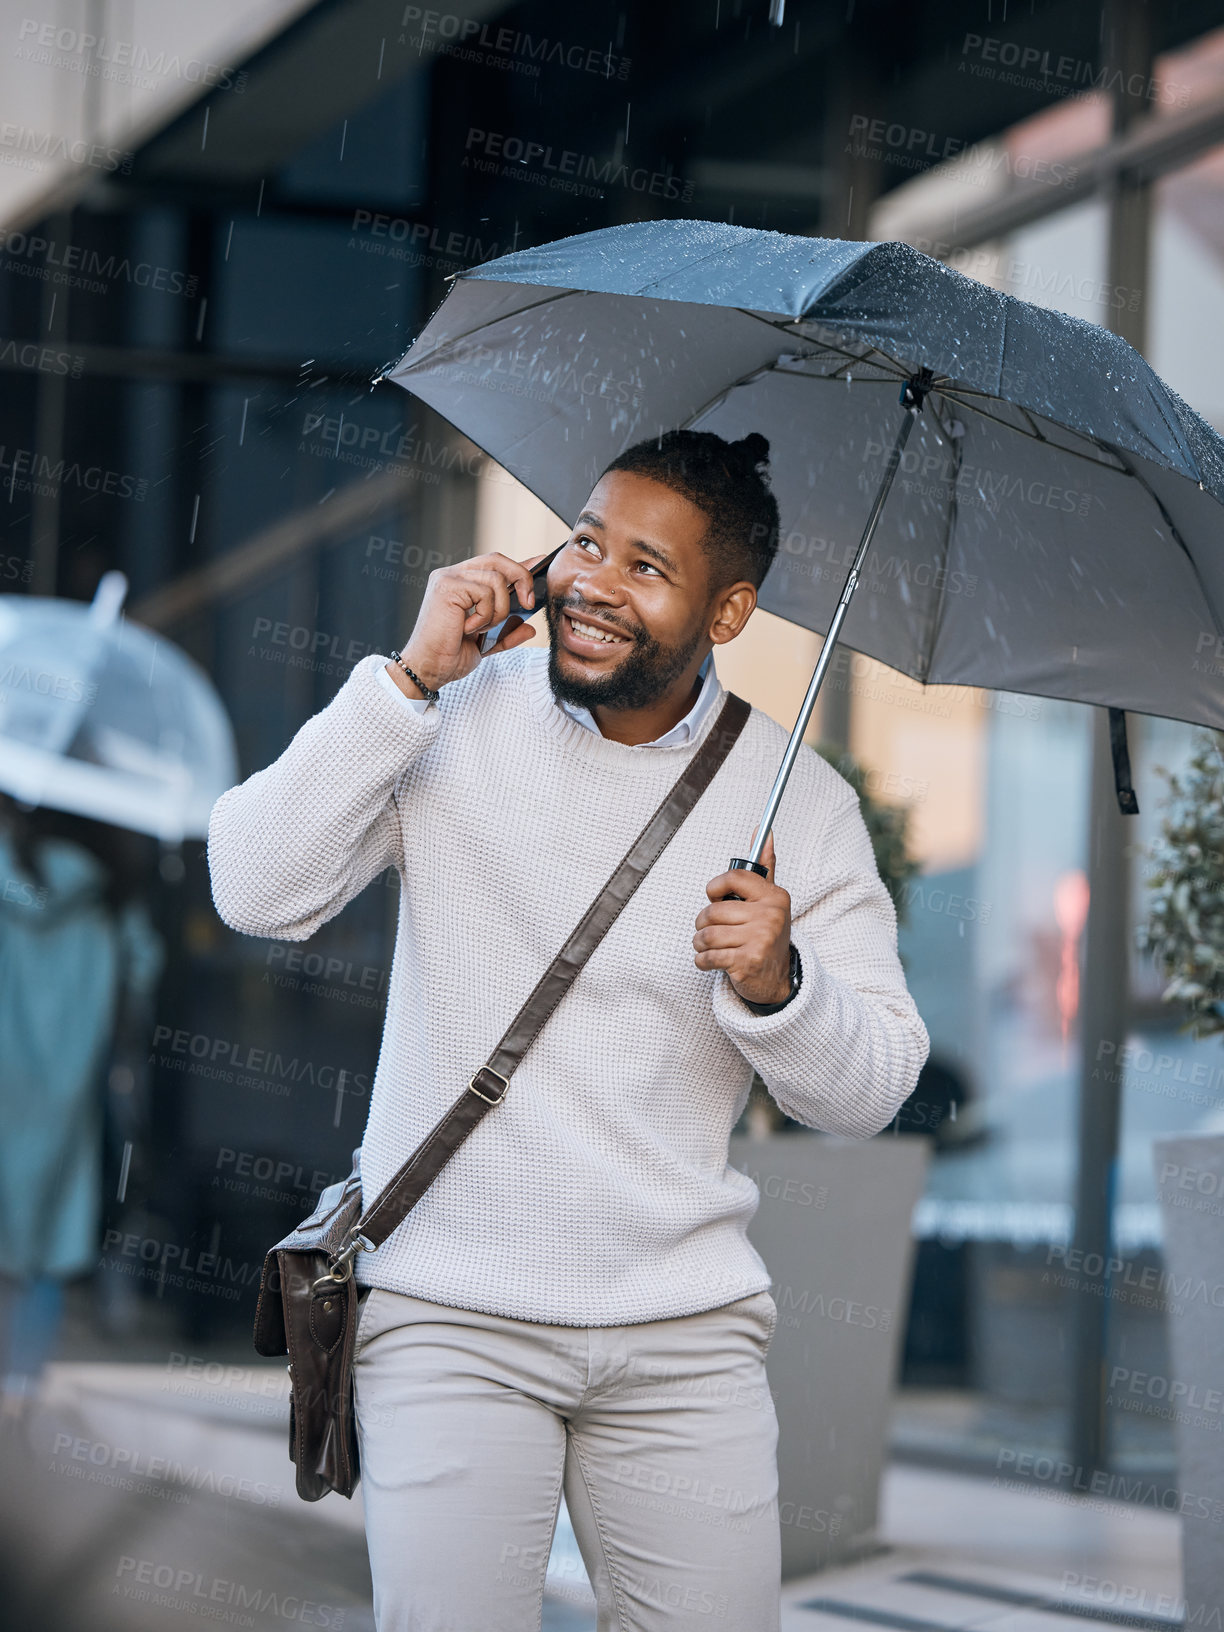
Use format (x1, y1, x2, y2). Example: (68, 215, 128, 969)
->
(0, 1362, 1182, 1631)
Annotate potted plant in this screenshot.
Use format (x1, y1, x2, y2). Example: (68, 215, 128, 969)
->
(1139, 730, 1224, 1037)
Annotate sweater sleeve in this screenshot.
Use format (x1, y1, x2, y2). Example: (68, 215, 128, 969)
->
(711, 789, 929, 1137)
(207, 654, 441, 941)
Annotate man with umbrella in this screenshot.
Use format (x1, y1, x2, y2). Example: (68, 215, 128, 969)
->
(209, 424, 928, 1630)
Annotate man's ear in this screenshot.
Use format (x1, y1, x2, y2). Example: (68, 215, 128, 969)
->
(708, 581, 757, 646)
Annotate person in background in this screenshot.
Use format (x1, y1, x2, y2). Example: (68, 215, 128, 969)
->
(0, 796, 162, 1423)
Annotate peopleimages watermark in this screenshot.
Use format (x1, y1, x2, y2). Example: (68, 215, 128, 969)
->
(150, 1023, 371, 1102)
(770, 519, 980, 596)
(958, 33, 1190, 108)
(0, 334, 84, 377)
(362, 532, 450, 587)
(114, 1556, 345, 1628)
(250, 615, 375, 668)
(1157, 1158, 1224, 1221)
(51, 1432, 280, 1506)
(0, 444, 148, 503)
(0, 661, 97, 708)
(817, 646, 1044, 723)
(264, 940, 390, 1010)
(993, 1447, 1224, 1523)
(1092, 1038, 1224, 1112)
(161, 1351, 395, 1433)
(900, 881, 992, 925)
(248, 615, 381, 683)
(298, 411, 483, 485)
(1063, 1574, 1224, 1628)
(610, 1454, 765, 1518)
(623, 1352, 775, 1416)
(463, 126, 693, 203)
(845, 115, 1078, 190)
(775, 1283, 893, 1332)
(396, 7, 631, 81)
(735, 1169, 829, 1211)
(16, 17, 248, 93)
(865, 439, 1102, 521)
(1193, 631, 1224, 677)
(0, 227, 199, 297)
(1042, 1240, 1224, 1317)
(902, 237, 1143, 316)
(349, 209, 506, 273)
(418, 333, 647, 411)
(162, 1353, 288, 1423)
(1108, 1365, 1224, 1432)
(99, 1228, 261, 1302)
(3, 872, 47, 910)
(0, 119, 131, 174)
(214, 1146, 346, 1208)
(0, 551, 32, 585)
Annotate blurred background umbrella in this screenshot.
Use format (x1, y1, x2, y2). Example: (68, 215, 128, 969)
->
(0, 570, 237, 845)
(0, 574, 235, 1409)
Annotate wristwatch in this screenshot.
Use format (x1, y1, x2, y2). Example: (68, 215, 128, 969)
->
(738, 943, 802, 1015)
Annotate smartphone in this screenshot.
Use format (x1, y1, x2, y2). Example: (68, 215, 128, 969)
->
(478, 542, 566, 655)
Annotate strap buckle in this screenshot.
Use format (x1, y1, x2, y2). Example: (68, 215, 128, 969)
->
(468, 1066, 508, 1104)
(310, 1228, 373, 1294)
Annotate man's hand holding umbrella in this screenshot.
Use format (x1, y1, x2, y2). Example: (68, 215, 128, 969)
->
(697, 830, 794, 1007)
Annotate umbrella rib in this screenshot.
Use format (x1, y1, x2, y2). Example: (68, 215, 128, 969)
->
(923, 433, 964, 682)
(680, 342, 913, 431)
(734, 315, 1144, 480)
(1109, 449, 1224, 644)
(677, 357, 795, 430)
(940, 390, 1130, 475)
(735, 310, 911, 380)
(824, 350, 908, 383)
(1016, 403, 1049, 442)
(723, 333, 1130, 478)
(632, 241, 764, 299)
(808, 342, 909, 380)
(393, 288, 585, 374)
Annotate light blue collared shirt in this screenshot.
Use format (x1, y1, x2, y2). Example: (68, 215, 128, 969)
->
(378, 650, 719, 747)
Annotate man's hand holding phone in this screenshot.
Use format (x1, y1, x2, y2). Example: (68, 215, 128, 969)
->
(385, 549, 555, 702)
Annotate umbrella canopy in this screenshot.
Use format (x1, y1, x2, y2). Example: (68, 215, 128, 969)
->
(383, 220, 1224, 731)
(0, 572, 237, 842)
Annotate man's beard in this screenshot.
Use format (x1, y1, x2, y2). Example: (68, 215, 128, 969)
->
(544, 594, 707, 714)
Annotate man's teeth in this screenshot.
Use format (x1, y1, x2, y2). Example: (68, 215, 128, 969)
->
(569, 616, 627, 644)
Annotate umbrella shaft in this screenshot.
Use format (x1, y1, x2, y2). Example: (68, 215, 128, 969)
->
(746, 406, 918, 868)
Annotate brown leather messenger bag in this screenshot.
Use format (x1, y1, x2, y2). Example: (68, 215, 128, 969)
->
(251, 691, 751, 1501)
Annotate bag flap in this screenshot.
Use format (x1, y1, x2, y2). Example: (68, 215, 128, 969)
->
(252, 1250, 289, 1356)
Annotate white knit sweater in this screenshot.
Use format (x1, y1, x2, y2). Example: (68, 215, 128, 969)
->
(207, 649, 928, 1326)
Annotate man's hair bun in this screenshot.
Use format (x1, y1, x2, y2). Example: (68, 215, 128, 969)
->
(733, 433, 770, 470)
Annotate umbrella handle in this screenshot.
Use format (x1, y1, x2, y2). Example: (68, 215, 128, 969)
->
(721, 856, 769, 901)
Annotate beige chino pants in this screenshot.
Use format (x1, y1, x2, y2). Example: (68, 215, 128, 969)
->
(352, 1284, 782, 1632)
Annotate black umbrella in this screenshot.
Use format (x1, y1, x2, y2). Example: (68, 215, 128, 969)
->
(381, 220, 1224, 873)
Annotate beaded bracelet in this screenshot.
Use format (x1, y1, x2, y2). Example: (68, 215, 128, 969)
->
(388, 650, 440, 703)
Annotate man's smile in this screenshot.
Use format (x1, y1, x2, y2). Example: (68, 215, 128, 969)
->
(560, 609, 634, 657)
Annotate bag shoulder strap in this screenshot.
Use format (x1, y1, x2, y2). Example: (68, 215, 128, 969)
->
(355, 690, 751, 1252)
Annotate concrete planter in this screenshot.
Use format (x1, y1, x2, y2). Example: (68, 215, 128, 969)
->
(1152, 1134, 1224, 1632)
(728, 1130, 929, 1577)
